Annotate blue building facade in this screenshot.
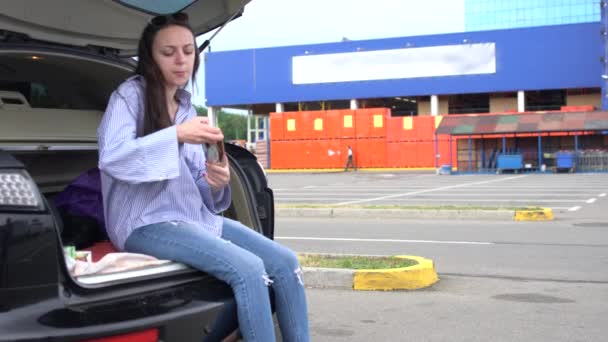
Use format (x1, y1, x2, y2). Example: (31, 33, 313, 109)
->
(205, 23, 600, 109)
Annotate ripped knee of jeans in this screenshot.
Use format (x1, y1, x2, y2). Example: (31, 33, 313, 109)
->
(262, 272, 274, 286)
(294, 267, 304, 286)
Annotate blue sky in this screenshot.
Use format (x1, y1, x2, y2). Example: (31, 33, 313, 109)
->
(192, 0, 466, 106)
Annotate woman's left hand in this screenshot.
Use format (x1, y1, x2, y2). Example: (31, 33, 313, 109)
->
(205, 155, 230, 193)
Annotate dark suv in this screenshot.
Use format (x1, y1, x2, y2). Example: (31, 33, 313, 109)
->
(0, 1, 276, 341)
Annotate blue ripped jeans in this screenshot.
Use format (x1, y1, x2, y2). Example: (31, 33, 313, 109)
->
(124, 218, 310, 342)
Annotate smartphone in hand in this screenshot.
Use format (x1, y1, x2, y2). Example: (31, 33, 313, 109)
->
(205, 142, 225, 164)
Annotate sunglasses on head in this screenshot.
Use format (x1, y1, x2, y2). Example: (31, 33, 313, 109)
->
(149, 12, 189, 26)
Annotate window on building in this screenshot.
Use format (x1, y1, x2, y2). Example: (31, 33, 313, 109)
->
(448, 93, 490, 114)
(525, 89, 566, 111)
(361, 97, 418, 116)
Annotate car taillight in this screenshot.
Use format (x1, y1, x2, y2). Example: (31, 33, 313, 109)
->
(81, 329, 159, 342)
(0, 170, 43, 210)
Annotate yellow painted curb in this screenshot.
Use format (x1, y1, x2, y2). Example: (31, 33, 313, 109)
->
(353, 255, 439, 291)
(514, 207, 554, 221)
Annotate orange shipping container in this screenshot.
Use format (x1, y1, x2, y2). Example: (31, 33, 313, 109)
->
(397, 142, 415, 167)
(354, 138, 386, 168)
(326, 139, 344, 168)
(436, 135, 458, 168)
(325, 109, 357, 139)
(307, 111, 327, 140)
(270, 112, 284, 141)
(386, 142, 404, 167)
(416, 141, 435, 167)
(387, 116, 418, 142)
(307, 139, 326, 168)
(282, 112, 299, 140)
(355, 108, 389, 138)
(415, 116, 436, 141)
(270, 140, 289, 169)
(310, 139, 346, 169)
(295, 111, 315, 140)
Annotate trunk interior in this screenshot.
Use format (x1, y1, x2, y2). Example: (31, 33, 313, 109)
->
(0, 49, 258, 287)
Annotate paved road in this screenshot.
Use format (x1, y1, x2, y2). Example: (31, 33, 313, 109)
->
(269, 172, 608, 219)
(273, 217, 608, 341)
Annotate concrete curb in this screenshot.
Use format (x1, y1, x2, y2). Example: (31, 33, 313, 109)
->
(302, 255, 439, 291)
(277, 207, 516, 220)
(266, 168, 436, 174)
(514, 207, 554, 221)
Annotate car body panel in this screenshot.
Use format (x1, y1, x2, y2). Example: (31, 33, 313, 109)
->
(0, 0, 250, 56)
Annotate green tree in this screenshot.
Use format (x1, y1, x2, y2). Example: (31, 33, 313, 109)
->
(194, 105, 247, 141)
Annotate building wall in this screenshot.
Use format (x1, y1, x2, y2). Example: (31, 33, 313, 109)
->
(489, 96, 518, 113)
(205, 23, 600, 107)
(566, 94, 601, 108)
(418, 97, 449, 115)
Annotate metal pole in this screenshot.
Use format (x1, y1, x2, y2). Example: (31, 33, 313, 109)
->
(602, 0, 608, 110)
(502, 136, 506, 154)
(468, 136, 472, 172)
(538, 135, 542, 172)
(449, 136, 453, 171)
(481, 138, 486, 171)
(434, 133, 439, 170)
(575, 134, 579, 173)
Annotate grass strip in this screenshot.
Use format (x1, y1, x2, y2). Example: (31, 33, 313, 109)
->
(298, 254, 418, 270)
(278, 204, 541, 211)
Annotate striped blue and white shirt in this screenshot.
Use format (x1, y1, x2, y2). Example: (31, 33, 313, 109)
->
(97, 76, 230, 250)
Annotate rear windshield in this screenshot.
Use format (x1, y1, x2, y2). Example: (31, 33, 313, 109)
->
(116, 0, 196, 15)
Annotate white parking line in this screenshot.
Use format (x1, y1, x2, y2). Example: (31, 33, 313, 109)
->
(586, 198, 597, 204)
(334, 175, 528, 206)
(600, 193, 607, 197)
(302, 185, 317, 189)
(275, 236, 494, 245)
(568, 206, 582, 212)
(276, 198, 588, 203)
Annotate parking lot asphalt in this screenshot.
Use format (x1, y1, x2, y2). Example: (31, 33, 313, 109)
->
(268, 171, 608, 219)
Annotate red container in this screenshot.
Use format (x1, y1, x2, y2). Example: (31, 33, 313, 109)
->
(326, 109, 357, 139)
(416, 141, 435, 167)
(354, 138, 386, 168)
(307, 139, 326, 168)
(388, 116, 420, 142)
(340, 110, 357, 138)
(325, 110, 341, 139)
(326, 139, 344, 168)
(415, 116, 436, 141)
(270, 140, 288, 169)
(309, 111, 327, 139)
(270, 112, 284, 141)
(356, 108, 388, 138)
(282, 112, 300, 140)
(436, 135, 457, 168)
(386, 142, 404, 167)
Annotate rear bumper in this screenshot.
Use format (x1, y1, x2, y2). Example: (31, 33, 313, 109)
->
(0, 279, 235, 342)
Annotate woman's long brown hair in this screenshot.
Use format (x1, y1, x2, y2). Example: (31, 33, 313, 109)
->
(135, 14, 200, 136)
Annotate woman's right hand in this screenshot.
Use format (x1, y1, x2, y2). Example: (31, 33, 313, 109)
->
(176, 117, 224, 144)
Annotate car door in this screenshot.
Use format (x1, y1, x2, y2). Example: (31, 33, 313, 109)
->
(0, 0, 250, 56)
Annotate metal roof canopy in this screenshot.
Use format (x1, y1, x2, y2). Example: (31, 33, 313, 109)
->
(435, 111, 608, 136)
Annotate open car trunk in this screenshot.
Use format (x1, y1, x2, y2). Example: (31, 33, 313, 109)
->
(0, 47, 272, 288)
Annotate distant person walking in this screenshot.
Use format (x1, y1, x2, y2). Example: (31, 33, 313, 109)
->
(344, 145, 356, 171)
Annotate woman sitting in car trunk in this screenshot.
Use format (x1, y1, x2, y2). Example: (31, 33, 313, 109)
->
(97, 12, 310, 342)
